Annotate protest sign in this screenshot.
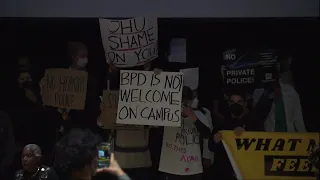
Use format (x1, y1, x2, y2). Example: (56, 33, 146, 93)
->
(41, 68, 88, 110)
(116, 70, 183, 126)
(159, 117, 203, 175)
(222, 49, 278, 89)
(168, 38, 187, 63)
(221, 131, 319, 180)
(256, 50, 278, 85)
(222, 49, 257, 86)
(180, 67, 199, 91)
(101, 90, 143, 130)
(99, 16, 158, 68)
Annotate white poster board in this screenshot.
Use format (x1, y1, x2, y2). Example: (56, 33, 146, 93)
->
(168, 38, 186, 63)
(99, 16, 158, 68)
(116, 70, 183, 127)
(180, 67, 199, 91)
(158, 118, 203, 175)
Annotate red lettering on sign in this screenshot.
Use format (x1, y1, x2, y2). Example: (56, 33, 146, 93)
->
(180, 155, 199, 163)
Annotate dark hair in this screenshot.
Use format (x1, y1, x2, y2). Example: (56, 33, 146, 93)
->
(68, 42, 87, 57)
(53, 128, 102, 179)
(227, 92, 247, 101)
(182, 86, 193, 101)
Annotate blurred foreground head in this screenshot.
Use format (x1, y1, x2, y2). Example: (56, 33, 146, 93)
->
(53, 128, 101, 180)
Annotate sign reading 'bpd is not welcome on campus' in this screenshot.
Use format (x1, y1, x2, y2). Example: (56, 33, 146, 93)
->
(116, 70, 183, 127)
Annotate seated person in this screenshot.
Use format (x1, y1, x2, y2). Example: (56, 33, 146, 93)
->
(15, 144, 58, 180)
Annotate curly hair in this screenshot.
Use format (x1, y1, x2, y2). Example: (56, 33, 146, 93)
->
(53, 128, 102, 179)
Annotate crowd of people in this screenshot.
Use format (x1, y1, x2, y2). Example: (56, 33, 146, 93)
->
(0, 42, 319, 180)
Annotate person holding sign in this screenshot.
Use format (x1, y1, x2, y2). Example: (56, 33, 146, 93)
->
(98, 63, 162, 180)
(208, 91, 263, 180)
(39, 42, 100, 165)
(252, 63, 306, 132)
(158, 86, 211, 180)
(40, 42, 91, 132)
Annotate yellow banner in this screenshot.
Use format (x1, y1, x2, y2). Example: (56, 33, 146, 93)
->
(221, 131, 319, 180)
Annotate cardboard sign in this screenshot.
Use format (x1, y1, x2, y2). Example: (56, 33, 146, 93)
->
(221, 131, 319, 180)
(99, 16, 158, 68)
(41, 68, 88, 110)
(101, 90, 143, 130)
(116, 70, 183, 127)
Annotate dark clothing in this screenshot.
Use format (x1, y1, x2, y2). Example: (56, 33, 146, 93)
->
(208, 114, 251, 180)
(160, 172, 203, 180)
(193, 119, 211, 139)
(124, 167, 150, 180)
(0, 111, 15, 180)
(208, 88, 273, 179)
(15, 166, 59, 180)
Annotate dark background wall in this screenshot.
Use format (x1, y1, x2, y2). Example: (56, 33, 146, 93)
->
(1, 17, 319, 132)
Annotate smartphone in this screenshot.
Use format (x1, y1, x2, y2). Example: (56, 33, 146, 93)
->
(97, 142, 111, 168)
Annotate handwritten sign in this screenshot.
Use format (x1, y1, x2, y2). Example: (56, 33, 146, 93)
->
(101, 90, 143, 130)
(159, 118, 203, 175)
(41, 68, 88, 110)
(116, 70, 183, 127)
(99, 16, 158, 68)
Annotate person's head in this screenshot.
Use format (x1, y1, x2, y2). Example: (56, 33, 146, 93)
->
(18, 71, 32, 88)
(21, 144, 42, 172)
(54, 128, 102, 180)
(182, 86, 193, 108)
(143, 61, 152, 71)
(228, 92, 247, 117)
(182, 86, 199, 108)
(68, 42, 88, 68)
(18, 57, 30, 71)
(190, 89, 199, 108)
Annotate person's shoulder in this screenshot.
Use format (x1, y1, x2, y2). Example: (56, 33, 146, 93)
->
(202, 107, 211, 114)
(39, 166, 59, 180)
(14, 169, 24, 180)
(40, 165, 51, 171)
(280, 83, 299, 96)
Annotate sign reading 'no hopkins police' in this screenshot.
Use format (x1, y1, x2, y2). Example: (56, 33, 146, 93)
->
(221, 131, 319, 180)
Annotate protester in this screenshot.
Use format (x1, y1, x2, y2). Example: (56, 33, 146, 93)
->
(98, 61, 162, 180)
(18, 57, 31, 72)
(309, 145, 320, 180)
(53, 128, 131, 180)
(40, 42, 100, 137)
(15, 144, 59, 180)
(12, 71, 45, 153)
(0, 111, 15, 180)
(55, 41, 90, 131)
(252, 64, 306, 132)
(158, 86, 211, 180)
(190, 90, 214, 180)
(209, 92, 252, 180)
